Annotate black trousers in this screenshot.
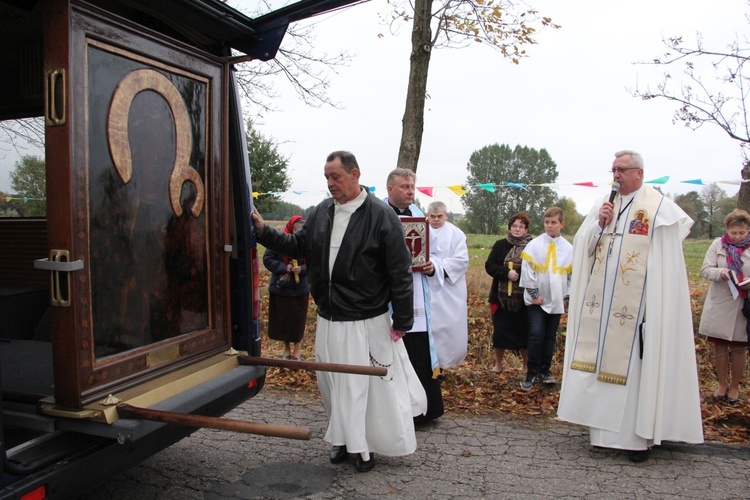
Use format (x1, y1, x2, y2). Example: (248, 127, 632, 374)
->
(403, 330, 444, 422)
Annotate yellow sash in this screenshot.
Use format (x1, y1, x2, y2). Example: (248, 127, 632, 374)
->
(570, 188, 663, 384)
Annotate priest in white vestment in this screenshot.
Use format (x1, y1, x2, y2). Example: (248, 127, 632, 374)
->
(386, 168, 444, 422)
(425, 201, 469, 369)
(557, 150, 703, 463)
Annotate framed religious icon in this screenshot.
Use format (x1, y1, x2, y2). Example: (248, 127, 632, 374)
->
(39, 4, 229, 407)
(401, 217, 430, 272)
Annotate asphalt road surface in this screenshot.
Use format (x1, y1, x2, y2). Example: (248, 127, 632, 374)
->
(81, 389, 750, 499)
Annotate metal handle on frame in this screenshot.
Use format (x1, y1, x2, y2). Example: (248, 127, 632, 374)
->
(35, 250, 84, 306)
(46, 68, 67, 126)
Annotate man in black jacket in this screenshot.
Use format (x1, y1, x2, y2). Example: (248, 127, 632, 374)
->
(251, 151, 426, 473)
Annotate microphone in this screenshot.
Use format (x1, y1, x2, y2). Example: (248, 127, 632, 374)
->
(608, 182, 621, 204)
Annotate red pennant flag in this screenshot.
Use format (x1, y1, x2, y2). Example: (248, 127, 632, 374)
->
(417, 187, 433, 197)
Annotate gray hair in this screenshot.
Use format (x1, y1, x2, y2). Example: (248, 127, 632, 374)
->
(614, 150, 644, 170)
(387, 167, 415, 185)
(427, 201, 448, 214)
(326, 151, 360, 173)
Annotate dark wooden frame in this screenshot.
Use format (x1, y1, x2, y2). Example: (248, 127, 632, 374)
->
(44, 1, 230, 407)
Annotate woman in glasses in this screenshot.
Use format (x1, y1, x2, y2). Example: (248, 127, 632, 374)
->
(485, 212, 533, 374)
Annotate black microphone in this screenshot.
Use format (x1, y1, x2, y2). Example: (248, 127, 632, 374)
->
(608, 182, 621, 204)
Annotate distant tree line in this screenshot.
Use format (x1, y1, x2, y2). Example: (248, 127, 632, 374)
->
(458, 143, 582, 237)
(674, 184, 737, 239)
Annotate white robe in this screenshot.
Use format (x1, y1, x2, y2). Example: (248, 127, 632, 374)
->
(316, 312, 427, 456)
(316, 190, 427, 456)
(426, 222, 469, 368)
(519, 233, 572, 314)
(557, 186, 704, 450)
(385, 200, 439, 372)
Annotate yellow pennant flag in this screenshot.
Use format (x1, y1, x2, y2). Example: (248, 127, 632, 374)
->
(447, 185, 467, 196)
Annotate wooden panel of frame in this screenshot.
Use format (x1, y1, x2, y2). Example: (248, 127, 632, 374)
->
(45, 1, 229, 407)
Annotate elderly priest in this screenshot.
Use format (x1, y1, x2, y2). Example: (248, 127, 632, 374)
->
(557, 150, 704, 463)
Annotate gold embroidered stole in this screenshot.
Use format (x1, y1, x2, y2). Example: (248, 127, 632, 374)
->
(570, 187, 663, 385)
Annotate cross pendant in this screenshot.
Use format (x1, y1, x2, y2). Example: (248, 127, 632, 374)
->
(607, 232, 622, 256)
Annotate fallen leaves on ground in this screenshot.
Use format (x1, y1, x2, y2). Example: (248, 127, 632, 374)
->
(258, 258, 750, 445)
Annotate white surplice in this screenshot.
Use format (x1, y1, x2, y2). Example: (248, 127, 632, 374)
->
(519, 233, 573, 314)
(426, 222, 469, 369)
(557, 185, 704, 450)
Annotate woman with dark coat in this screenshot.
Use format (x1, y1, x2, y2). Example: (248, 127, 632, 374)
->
(263, 215, 309, 360)
(485, 212, 533, 373)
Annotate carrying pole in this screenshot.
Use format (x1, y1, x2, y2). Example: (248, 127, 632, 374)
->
(117, 404, 311, 440)
(238, 355, 387, 376)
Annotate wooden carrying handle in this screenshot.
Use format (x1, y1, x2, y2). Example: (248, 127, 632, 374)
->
(117, 404, 311, 440)
(238, 355, 387, 377)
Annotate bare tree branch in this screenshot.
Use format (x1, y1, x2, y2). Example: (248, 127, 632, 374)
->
(632, 33, 750, 157)
(387, 0, 558, 172)
(230, 1, 353, 120)
(0, 117, 45, 157)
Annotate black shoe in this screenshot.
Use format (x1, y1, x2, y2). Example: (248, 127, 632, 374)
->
(628, 449, 650, 463)
(520, 374, 536, 392)
(540, 373, 556, 385)
(355, 453, 375, 472)
(330, 445, 348, 464)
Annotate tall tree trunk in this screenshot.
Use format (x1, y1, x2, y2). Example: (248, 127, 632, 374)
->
(739, 160, 750, 212)
(397, 0, 433, 174)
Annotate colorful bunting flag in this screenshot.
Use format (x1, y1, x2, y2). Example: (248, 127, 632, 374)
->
(3, 173, 745, 206)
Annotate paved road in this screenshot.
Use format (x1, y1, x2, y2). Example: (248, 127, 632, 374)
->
(82, 389, 750, 499)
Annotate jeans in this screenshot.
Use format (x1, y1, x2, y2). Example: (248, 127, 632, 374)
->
(526, 305, 561, 376)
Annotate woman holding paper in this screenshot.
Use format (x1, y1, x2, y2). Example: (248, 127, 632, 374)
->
(699, 208, 750, 404)
(263, 215, 309, 360)
(485, 212, 533, 373)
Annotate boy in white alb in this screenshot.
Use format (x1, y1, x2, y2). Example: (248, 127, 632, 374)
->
(519, 206, 573, 391)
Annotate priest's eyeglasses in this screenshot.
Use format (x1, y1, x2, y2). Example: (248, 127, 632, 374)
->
(610, 167, 640, 174)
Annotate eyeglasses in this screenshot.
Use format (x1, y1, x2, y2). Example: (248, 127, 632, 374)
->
(610, 167, 640, 174)
(510, 224, 526, 229)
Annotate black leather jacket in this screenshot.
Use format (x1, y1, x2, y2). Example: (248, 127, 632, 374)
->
(257, 191, 414, 331)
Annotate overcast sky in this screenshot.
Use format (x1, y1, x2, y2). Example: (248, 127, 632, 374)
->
(1, 0, 747, 217)
(252, 0, 750, 214)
